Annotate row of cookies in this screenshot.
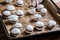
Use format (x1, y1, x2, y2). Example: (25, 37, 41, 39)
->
(10, 20, 56, 36)
(2, 5, 47, 23)
(4, 0, 24, 6)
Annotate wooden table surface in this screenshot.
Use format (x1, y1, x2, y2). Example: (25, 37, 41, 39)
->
(0, 0, 60, 40)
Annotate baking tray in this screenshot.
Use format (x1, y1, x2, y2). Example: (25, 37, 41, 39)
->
(51, 0, 60, 10)
(51, 0, 60, 21)
(0, 0, 60, 40)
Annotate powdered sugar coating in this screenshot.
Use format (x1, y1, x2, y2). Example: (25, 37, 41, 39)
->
(26, 25, 34, 31)
(35, 21, 44, 27)
(29, 7, 36, 14)
(3, 10, 11, 16)
(17, 0, 23, 5)
(48, 20, 56, 27)
(37, 0, 43, 3)
(7, 5, 15, 11)
(40, 8, 47, 13)
(16, 10, 24, 16)
(8, 15, 18, 21)
(33, 14, 42, 19)
(11, 28, 21, 34)
(37, 4, 44, 9)
(14, 23, 22, 28)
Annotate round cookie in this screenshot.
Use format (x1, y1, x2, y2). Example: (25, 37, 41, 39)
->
(10, 28, 21, 36)
(48, 20, 56, 28)
(16, 0, 24, 6)
(35, 21, 44, 30)
(16, 10, 24, 17)
(14, 22, 22, 28)
(37, 4, 44, 9)
(25, 25, 34, 33)
(31, 14, 42, 21)
(40, 8, 47, 13)
(40, 8, 47, 16)
(8, 15, 19, 23)
(29, 7, 36, 14)
(2, 10, 11, 18)
(7, 5, 15, 11)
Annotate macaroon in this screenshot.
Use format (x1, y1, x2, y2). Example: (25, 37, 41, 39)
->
(29, 7, 36, 14)
(10, 28, 21, 36)
(16, 0, 24, 6)
(25, 25, 34, 34)
(16, 10, 24, 17)
(6, 5, 16, 14)
(7, 5, 15, 11)
(35, 21, 44, 30)
(40, 8, 47, 16)
(32, 14, 42, 21)
(48, 20, 56, 28)
(2, 10, 11, 18)
(13, 22, 22, 28)
(8, 15, 19, 23)
(5, 0, 13, 3)
(37, 0, 43, 3)
(37, 4, 44, 9)
(32, 0, 36, 7)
